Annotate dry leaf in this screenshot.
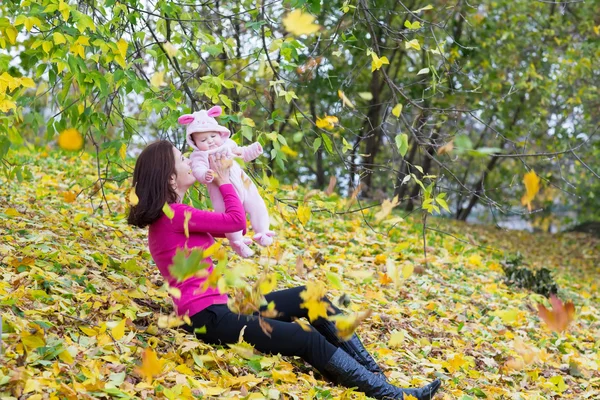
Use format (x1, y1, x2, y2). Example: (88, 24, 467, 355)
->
(537, 294, 575, 332)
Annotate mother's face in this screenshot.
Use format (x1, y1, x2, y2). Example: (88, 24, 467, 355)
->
(172, 147, 195, 191)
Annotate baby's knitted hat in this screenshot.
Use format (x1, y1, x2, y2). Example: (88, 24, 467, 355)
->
(178, 106, 231, 150)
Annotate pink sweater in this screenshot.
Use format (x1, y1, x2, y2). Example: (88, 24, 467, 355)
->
(148, 184, 246, 317)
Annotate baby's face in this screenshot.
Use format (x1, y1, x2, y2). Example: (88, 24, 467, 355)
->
(191, 131, 223, 151)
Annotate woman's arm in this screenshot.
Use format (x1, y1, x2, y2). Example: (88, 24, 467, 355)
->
(172, 185, 246, 235)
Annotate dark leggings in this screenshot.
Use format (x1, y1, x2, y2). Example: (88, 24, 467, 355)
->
(184, 286, 341, 371)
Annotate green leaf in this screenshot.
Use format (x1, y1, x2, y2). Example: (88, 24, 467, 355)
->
(326, 271, 343, 290)
(454, 135, 473, 152)
(321, 134, 333, 154)
(313, 137, 322, 153)
(162, 202, 174, 219)
(169, 248, 209, 282)
(395, 133, 409, 156)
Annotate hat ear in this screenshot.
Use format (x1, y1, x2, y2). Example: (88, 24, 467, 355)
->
(206, 106, 222, 118)
(178, 114, 195, 125)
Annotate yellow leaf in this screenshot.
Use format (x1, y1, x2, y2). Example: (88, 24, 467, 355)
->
(549, 375, 567, 393)
(594, 25, 600, 35)
(272, 369, 297, 383)
(168, 286, 181, 299)
(401, 263, 414, 279)
(332, 310, 372, 341)
(150, 71, 167, 88)
(297, 204, 311, 225)
(374, 195, 399, 222)
(163, 41, 178, 58)
(62, 191, 77, 203)
(391, 103, 403, 118)
(42, 40, 53, 53)
(111, 319, 126, 340)
(116, 38, 128, 58)
(491, 309, 520, 325)
(446, 353, 468, 373)
(404, 396, 419, 400)
(371, 54, 390, 72)
(5, 26, 17, 45)
(135, 348, 165, 384)
(405, 39, 421, 51)
(316, 115, 339, 130)
(57, 128, 84, 151)
(282, 9, 320, 36)
(128, 187, 139, 206)
(300, 281, 330, 321)
(58, 0, 70, 21)
(520, 170, 540, 211)
(259, 273, 278, 294)
(20, 77, 35, 88)
(163, 202, 174, 219)
(58, 348, 74, 364)
(404, 20, 422, 30)
(183, 210, 192, 238)
(337, 90, 355, 109)
(281, 145, 298, 157)
(389, 330, 404, 347)
(0, 98, 17, 112)
(80, 326, 97, 336)
(21, 332, 45, 350)
(413, 4, 433, 12)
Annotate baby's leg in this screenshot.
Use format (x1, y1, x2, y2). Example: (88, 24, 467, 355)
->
(211, 189, 254, 258)
(245, 183, 275, 247)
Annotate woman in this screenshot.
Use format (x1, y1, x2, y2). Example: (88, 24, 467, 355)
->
(127, 140, 441, 400)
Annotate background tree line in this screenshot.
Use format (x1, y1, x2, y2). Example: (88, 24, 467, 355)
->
(1, 0, 598, 231)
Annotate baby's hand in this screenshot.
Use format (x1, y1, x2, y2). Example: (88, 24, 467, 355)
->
(205, 169, 215, 182)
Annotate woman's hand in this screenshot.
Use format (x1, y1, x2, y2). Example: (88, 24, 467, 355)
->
(209, 154, 232, 186)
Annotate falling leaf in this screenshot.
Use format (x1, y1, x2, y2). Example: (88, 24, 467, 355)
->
(371, 53, 390, 72)
(57, 128, 84, 151)
(537, 294, 575, 332)
(259, 273, 278, 294)
(437, 140, 454, 155)
(150, 71, 167, 87)
(402, 263, 414, 279)
(338, 90, 355, 109)
(413, 4, 433, 13)
(282, 9, 320, 36)
(316, 115, 339, 130)
(404, 20, 422, 30)
(331, 309, 372, 340)
(163, 41, 178, 58)
(300, 281, 331, 322)
(521, 170, 541, 211)
(324, 176, 337, 196)
(297, 204, 311, 225)
(378, 272, 393, 285)
(169, 247, 209, 282)
(391, 103, 403, 118)
(135, 348, 164, 384)
(128, 187, 139, 206)
(417, 67, 430, 75)
(281, 145, 298, 157)
(183, 210, 192, 239)
(162, 202, 174, 219)
(395, 133, 409, 156)
(374, 195, 400, 222)
(405, 39, 421, 51)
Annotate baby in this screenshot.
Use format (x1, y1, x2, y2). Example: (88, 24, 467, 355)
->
(178, 106, 275, 258)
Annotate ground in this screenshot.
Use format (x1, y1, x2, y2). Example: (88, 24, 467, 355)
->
(0, 151, 599, 399)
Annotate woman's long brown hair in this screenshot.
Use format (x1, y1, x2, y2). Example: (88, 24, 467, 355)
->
(127, 140, 179, 228)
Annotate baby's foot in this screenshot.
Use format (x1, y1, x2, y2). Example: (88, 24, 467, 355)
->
(253, 231, 275, 247)
(231, 240, 254, 258)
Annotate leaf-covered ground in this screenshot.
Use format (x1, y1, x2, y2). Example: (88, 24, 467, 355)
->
(1, 151, 599, 400)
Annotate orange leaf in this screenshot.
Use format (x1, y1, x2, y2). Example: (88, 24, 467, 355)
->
(135, 348, 164, 383)
(537, 294, 575, 333)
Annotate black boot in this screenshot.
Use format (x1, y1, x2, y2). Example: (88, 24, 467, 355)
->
(322, 348, 441, 400)
(314, 320, 385, 376)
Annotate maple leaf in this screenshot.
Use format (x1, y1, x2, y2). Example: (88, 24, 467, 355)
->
(282, 9, 320, 36)
(374, 195, 400, 222)
(62, 191, 77, 203)
(169, 247, 209, 282)
(57, 128, 84, 151)
(521, 170, 541, 211)
(537, 294, 575, 332)
(135, 348, 164, 384)
(437, 140, 454, 155)
(300, 281, 331, 322)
